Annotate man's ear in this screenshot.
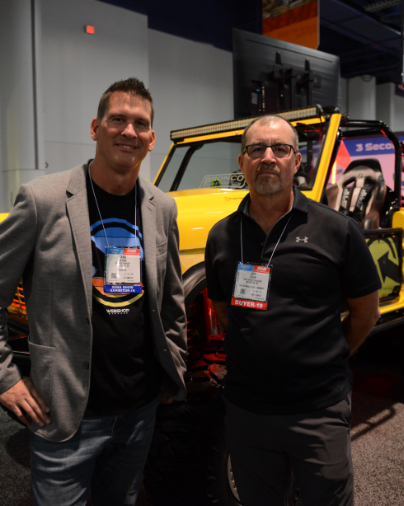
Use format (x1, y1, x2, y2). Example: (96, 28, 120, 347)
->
(238, 153, 245, 173)
(148, 130, 156, 152)
(294, 152, 302, 175)
(90, 118, 99, 141)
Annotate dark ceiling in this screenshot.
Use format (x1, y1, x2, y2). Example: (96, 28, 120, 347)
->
(319, 0, 402, 83)
(99, 0, 403, 84)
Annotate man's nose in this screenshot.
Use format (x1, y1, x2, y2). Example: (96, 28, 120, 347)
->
(261, 146, 276, 163)
(122, 122, 137, 137)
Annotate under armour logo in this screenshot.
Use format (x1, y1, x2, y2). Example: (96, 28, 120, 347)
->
(296, 237, 308, 243)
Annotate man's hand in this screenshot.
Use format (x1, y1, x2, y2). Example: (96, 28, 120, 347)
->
(343, 290, 380, 357)
(212, 300, 228, 331)
(0, 378, 51, 427)
(160, 386, 173, 405)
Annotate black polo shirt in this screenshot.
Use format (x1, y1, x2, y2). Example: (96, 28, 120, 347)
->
(205, 187, 381, 415)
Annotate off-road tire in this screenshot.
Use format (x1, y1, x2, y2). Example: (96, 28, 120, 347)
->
(144, 388, 239, 506)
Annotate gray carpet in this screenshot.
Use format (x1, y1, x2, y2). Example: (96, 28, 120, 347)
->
(1, 366, 403, 506)
(0, 411, 31, 506)
(351, 365, 404, 506)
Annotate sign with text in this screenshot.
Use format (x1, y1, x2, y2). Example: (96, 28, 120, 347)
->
(334, 134, 404, 194)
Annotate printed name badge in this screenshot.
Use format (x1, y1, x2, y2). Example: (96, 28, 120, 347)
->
(231, 263, 271, 310)
(104, 247, 142, 293)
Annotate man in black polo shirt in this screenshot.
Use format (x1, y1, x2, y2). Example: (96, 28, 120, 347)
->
(205, 115, 381, 506)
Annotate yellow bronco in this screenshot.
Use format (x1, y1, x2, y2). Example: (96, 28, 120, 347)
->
(4, 105, 404, 505)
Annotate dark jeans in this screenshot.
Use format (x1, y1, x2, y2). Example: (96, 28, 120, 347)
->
(225, 394, 353, 506)
(30, 395, 160, 506)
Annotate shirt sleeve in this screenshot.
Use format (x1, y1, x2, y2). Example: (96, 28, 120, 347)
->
(340, 218, 382, 299)
(159, 198, 188, 399)
(0, 184, 38, 393)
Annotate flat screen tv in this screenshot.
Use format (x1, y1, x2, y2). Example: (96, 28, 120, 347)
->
(233, 29, 340, 118)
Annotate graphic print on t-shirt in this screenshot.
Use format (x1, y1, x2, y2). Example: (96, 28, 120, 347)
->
(90, 217, 144, 311)
(85, 174, 161, 416)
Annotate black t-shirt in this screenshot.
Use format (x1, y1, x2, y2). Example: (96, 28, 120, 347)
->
(205, 187, 381, 415)
(85, 169, 161, 416)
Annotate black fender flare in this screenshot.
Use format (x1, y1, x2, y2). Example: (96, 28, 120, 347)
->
(183, 262, 206, 314)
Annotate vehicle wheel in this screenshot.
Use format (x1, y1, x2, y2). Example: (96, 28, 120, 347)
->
(144, 383, 301, 506)
(144, 388, 240, 506)
(145, 262, 235, 505)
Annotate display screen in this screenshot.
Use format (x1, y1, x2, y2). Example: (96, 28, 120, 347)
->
(233, 28, 340, 118)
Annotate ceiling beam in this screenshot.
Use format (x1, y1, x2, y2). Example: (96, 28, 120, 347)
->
(322, 19, 399, 57)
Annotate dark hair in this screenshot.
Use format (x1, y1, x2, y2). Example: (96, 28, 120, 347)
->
(97, 77, 154, 126)
(240, 115, 299, 154)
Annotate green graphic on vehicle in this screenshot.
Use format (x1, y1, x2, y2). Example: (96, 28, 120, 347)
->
(366, 234, 401, 299)
(211, 179, 222, 187)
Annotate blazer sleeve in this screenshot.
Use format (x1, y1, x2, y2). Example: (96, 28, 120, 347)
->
(159, 200, 187, 394)
(0, 184, 38, 394)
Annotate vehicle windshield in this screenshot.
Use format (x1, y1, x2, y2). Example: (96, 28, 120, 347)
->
(156, 122, 329, 192)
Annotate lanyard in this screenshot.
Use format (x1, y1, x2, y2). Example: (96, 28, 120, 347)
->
(240, 211, 294, 266)
(88, 162, 138, 248)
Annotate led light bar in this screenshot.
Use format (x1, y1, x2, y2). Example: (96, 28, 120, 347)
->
(170, 105, 323, 141)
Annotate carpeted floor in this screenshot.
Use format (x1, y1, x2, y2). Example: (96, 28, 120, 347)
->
(0, 411, 31, 506)
(1, 349, 404, 506)
(351, 366, 404, 506)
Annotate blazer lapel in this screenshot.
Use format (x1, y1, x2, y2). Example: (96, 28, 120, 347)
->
(66, 165, 93, 316)
(138, 177, 157, 303)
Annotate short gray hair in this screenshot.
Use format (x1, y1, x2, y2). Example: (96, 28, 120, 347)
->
(240, 115, 299, 154)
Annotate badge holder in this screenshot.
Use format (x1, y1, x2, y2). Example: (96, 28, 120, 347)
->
(88, 165, 143, 295)
(231, 262, 272, 310)
(230, 211, 293, 310)
(104, 247, 143, 293)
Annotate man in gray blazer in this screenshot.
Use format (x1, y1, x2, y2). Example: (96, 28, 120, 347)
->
(0, 78, 187, 505)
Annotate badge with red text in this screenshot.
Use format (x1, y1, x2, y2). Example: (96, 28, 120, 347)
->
(231, 263, 271, 310)
(104, 247, 142, 293)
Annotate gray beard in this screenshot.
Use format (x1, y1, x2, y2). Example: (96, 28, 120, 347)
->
(254, 174, 282, 195)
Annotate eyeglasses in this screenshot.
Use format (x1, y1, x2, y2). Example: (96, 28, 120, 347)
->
(244, 144, 297, 159)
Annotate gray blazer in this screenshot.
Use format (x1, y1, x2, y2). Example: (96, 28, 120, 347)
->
(0, 164, 187, 442)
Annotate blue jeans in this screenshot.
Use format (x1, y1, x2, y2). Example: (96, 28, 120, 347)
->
(30, 395, 160, 506)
